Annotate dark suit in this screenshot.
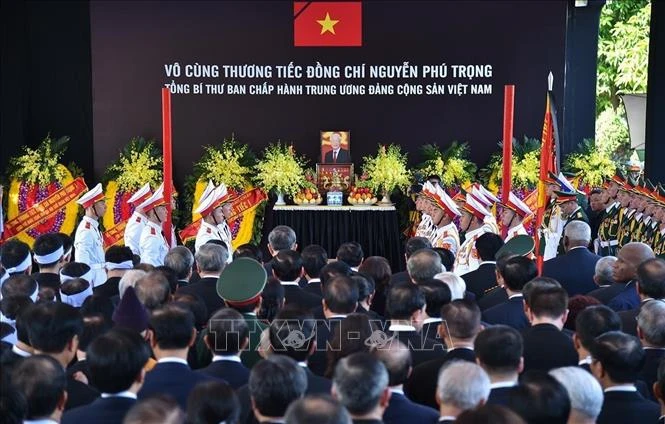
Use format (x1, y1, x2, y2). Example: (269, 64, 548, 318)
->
(606, 280, 640, 312)
(477, 286, 508, 311)
(404, 348, 475, 409)
(62, 395, 136, 424)
(588, 283, 627, 304)
(420, 319, 442, 341)
(138, 361, 219, 409)
(392, 330, 445, 367)
(461, 262, 497, 300)
(237, 364, 331, 424)
(66, 376, 99, 410)
(542, 247, 600, 296)
(177, 276, 226, 319)
(640, 348, 665, 400)
(482, 295, 529, 330)
(303, 281, 322, 298)
(67, 359, 91, 386)
(93, 276, 122, 299)
(596, 390, 660, 424)
(197, 358, 249, 389)
(486, 385, 516, 406)
(618, 307, 640, 336)
(383, 391, 439, 424)
(324, 148, 351, 164)
(282, 284, 322, 311)
(0, 347, 29, 374)
(521, 323, 578, 373)
(309, 316, 346, 376)
(33, 271, 62, 301)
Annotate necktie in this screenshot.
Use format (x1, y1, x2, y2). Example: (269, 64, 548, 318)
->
(333, 151, 337, 163)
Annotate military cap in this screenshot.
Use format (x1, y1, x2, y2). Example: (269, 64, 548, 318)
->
(495, 235, 535, 259)
(216, 257, 267, 307)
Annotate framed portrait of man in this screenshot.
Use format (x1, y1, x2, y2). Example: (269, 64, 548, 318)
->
(321, 131, 351, 164)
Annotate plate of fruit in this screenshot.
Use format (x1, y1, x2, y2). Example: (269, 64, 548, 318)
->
(293, 187, 323, 205)
(348, 186, 377, 205)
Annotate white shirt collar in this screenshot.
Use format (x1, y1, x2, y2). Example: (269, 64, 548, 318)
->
(101, 390, 137, 399)
(280, 280, 301, 286)
(307, 278, 321, 283)
(389, 324, 417, 332)
(328, 314, 348, 319)
(145, 220, 163, 231)
(439, 417, 457, 422)
(212, 354, 242, 363)
(11, 345, 31, 358)
(480, 261, 496, 265)
(158, 357, 189, 366)
(568, 246, 588, 251)
(604, 385, 637, 393)
(578, 356, 592, 365)
(490, 381, 518, 389)
(508, 293, 523, 299)
(423, 317, 442, 324)
(390, 388, 405, 395)
(23, 420, 59, 424)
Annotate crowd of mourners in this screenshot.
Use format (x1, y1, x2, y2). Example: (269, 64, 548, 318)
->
(1, 221, 665, 424)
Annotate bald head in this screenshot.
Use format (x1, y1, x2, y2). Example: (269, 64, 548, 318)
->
(372, 340, 412, 387)
(613, 243, 655, 283)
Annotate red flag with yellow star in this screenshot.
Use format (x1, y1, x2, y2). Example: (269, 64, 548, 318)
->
(294, 2, 362, 47)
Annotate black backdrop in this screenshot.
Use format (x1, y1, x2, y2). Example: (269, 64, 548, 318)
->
(88, 0, 567, 185)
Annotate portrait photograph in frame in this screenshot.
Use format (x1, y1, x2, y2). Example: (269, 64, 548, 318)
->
(320, 131, 351, 164)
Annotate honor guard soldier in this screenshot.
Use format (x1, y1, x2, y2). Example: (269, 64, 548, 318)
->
(470, 184, 500, 235)
(651, 186, 665, 256)
(74, 183, 107, 287)
(500, 192, 533, 242)
(123, 183, 152, 255)
(617, 180, 638, 248)
(454, 193, 493, 275)
(415, 182, 438, 242)
(554, 190, 588, 256)
(427, 184, 462, 256)
(216, 257, 268, 368)
(596, 178, 622, 256)
(138, 184, 170, 266)
(194, 184, 235, 262)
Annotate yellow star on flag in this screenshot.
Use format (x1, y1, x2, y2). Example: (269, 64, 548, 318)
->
(317, 12, 339, 35)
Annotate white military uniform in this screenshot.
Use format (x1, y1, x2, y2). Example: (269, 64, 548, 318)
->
(124, 211, 147, 255)
(218, 221, 234, 259)
(195, 220, 224, 252)
(139, 220, 168, 266)
(505, 223, 528, 242)
(415, 213, 436, 241)
(483, 216, 501, 235)
(74, 216, 107, 286)
(543, 203, 564, 261)
(454, 226, 488, 276)
(432, 222, 460, 257)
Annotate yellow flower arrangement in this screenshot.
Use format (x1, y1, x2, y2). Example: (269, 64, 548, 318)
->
(362, 144, 412, 195)
(481, 137, 541, 191)
(106, 137, 162, 192)
(564, 139, 616, 187)
(195, 136, 255, 189)
(8, 135, 69, 186)
(254, 143, 307, 197)
(417, 142, 476, 187)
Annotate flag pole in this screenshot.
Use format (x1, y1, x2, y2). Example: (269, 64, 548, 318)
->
(501, 85, 515, 238)
(534, 72, 555, 273)
(161, 87, 173, 246)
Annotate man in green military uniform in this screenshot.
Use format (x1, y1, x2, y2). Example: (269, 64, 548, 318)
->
(596, 178, 622, 256)
(617, 180, 638, 248)
(216, 257, 269, 368)
(555, 190, 588, 255)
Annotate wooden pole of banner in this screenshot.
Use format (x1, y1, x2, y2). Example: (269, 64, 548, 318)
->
(161, 87, 173, 246)
(501, 85, 515, 239)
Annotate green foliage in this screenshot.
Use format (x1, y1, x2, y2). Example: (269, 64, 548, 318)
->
(597, 0, 650, 113)
(563, 139, 616, 187)
(417, 141, 477, 187)
(595, 108, 631, 163)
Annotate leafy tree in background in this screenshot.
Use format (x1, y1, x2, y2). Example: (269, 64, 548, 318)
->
(595, 0, 650, 161)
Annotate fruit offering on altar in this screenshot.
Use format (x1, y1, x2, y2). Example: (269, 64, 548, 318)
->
(293, 187, 323, 205)
(348, 186, 378, 205)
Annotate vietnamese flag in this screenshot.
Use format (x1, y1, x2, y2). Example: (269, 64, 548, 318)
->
(294, 2, 362, 47)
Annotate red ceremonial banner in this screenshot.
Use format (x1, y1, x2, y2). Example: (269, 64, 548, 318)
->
(294, 1, 362, 47)
(103, 221, 127, 249)
(2, 177, 88, 240)
(179, 188, 268, 243)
